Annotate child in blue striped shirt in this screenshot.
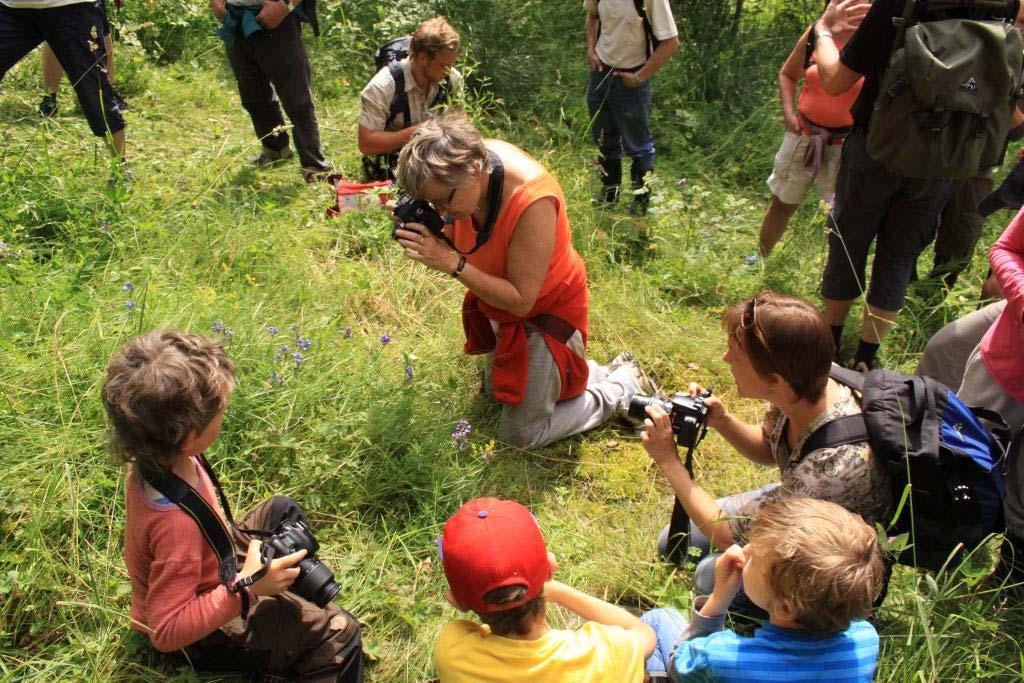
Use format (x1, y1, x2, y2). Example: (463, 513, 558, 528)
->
(642, 497, 884, 682)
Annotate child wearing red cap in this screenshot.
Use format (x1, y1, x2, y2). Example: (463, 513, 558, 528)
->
(434, 498, 656, 682)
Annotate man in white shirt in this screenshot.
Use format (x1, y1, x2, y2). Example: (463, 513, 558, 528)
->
(358, 16, 463, 181)
(585, 0, 679, 214)
(1, 0, 126, 160)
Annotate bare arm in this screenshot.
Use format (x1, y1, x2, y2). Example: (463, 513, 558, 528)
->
(586, 10, 602, 71)
(635, 35, 679, 82)
(779, 29, 809, 134)
(395, 197, 556, 318)
(544, 580, 657, 658)
(357, 123, 420, 156)
(814, 0, 871, 96)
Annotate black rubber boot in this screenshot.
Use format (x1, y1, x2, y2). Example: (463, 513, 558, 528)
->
(630, 167, 652, 216)
(597, 156, 621, 205)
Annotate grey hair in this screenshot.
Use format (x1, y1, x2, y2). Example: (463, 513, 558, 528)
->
(396, 110, 491, 198)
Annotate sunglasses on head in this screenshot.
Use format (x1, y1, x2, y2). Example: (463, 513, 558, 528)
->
(739, 294, 772, 354)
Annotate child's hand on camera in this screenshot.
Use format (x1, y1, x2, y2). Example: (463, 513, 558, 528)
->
(241, 539, 307, 597)
(640, 404, 680, 466)
(688, 382, 727, 429)
(702, 544, 746, 617)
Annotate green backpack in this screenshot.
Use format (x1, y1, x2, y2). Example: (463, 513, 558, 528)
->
(867, 0, 1023, 179)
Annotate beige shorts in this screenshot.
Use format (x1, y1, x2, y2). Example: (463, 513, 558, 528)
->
(766, 130, 841, 206)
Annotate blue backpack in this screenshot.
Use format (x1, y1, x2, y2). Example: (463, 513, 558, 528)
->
(799, 366, 1010, 572)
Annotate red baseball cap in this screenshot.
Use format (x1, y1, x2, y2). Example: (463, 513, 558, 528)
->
(439, 498, 550, 614)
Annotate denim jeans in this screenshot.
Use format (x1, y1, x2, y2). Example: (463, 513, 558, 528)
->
(586, 68, 655, 177)
(640, 608, 690, 677)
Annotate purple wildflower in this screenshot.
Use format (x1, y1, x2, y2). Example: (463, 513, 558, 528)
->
(267, 326, 279, 336)
(211, 320, 225, 334)
(404, 364, 415, 381)
(268, 371, 286, 388)
(292, 352, 306, 365)
(122, 281, 134, 293)
(677, 177, 687, 188)
(340, 325, 353, 339)
(380, 333, 391, 345)
(451, 418, 471, 447)
(124, 300, 136, 311)
(296, 337, 312, 351)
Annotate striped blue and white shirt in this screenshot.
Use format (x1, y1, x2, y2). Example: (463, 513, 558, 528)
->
(670, 611, 879, 682)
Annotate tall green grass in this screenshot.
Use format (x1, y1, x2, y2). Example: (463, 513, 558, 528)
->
(2, 1, 1022, 680)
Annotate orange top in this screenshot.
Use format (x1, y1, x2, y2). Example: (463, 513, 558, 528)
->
(797, 43, 863, 131)
(455, 169, 590, 405)
(123, 458, 245, 652)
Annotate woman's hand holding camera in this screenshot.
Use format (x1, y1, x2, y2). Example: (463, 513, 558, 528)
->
(640, 403, 682, 467)
(241, 539, 307, 597)
(687, 382, 727, 430)
(394, 222, 460, 274)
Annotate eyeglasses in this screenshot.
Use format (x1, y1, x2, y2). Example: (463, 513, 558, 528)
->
(739, 295, 772, 353)
(432, 186, 458, 212)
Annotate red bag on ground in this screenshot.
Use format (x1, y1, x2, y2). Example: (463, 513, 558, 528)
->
(326, 178, 394, 216)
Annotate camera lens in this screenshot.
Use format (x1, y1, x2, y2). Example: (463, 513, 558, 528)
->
(627, 395, 671, 422)
(292, 558, 342, 607)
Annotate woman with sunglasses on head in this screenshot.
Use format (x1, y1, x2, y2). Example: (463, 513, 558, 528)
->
(641, 291, 892, 597)
(393, 110, 655, 449)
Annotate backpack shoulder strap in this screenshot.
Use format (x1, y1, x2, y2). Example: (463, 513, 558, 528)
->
(386, 61, 411, 130)
(797, 414, 870, 462)
(431, 75, 451, 109)
(633, 0, 658, 58)
(828, 364, 867, 393)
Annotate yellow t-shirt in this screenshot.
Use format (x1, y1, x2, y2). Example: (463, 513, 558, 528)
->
(434, 619, 646, 682)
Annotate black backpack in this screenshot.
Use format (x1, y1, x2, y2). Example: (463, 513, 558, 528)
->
(798, 366, 1010, 572)
(362, 36, 452, 182)
(596, 0, 660, 59)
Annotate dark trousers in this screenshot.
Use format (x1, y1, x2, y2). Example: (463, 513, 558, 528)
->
(931, 172, 994, 282)
(182, 496, 364, 682)
(224, 13, 328, 171)
(0, 1, 125, 137)
(822, 128, 950, 311)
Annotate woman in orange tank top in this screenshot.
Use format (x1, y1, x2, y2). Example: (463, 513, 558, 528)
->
(755, 18, 863, 260)
(393, 112, 656, 449)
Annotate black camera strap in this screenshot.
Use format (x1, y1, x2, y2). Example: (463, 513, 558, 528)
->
(140, 454, 265, 618)
(665, 445, 696, 566)
(447, 151, 504, 256)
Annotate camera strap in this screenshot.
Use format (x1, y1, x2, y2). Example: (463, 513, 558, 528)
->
(449, 151, 504, 256)
(665, 445, 696, 566)
(140, 454, 263, 618)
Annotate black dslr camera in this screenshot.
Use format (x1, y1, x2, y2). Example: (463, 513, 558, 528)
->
(263, 520, 341, 607)
(392, 191, 447, 240)
(628, 389, 712, 449)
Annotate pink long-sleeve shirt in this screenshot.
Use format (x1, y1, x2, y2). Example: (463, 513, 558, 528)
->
(981, 206, 1024, 405)
(123, 458, 244, 652)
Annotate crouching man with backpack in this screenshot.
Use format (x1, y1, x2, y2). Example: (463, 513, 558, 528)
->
(358, 16, 463, 182)
(811, 0, 1022, 372)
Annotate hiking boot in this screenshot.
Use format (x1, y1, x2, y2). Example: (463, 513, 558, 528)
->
(302, 163, 334, 183)
(847, 357, 880, 374)
(595, 156, 622, 206)
(38, 93, 58, 117)
(250, 146, 294, 167)
(629, 168, 652, 216)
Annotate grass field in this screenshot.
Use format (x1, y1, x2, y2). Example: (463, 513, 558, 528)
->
(2, 2, 1023, 680)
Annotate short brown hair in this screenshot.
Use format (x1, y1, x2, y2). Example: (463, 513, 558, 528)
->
(722, 291, 834, 402)
(410, 16, 460, 59)
(476, 585, 546, 637)
(396, 110, 490, 198)
(749, 498, 884, 636)
(102, 330, 235, 475)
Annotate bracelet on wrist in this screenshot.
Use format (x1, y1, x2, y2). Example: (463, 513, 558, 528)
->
(451, 255, 467, 278)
